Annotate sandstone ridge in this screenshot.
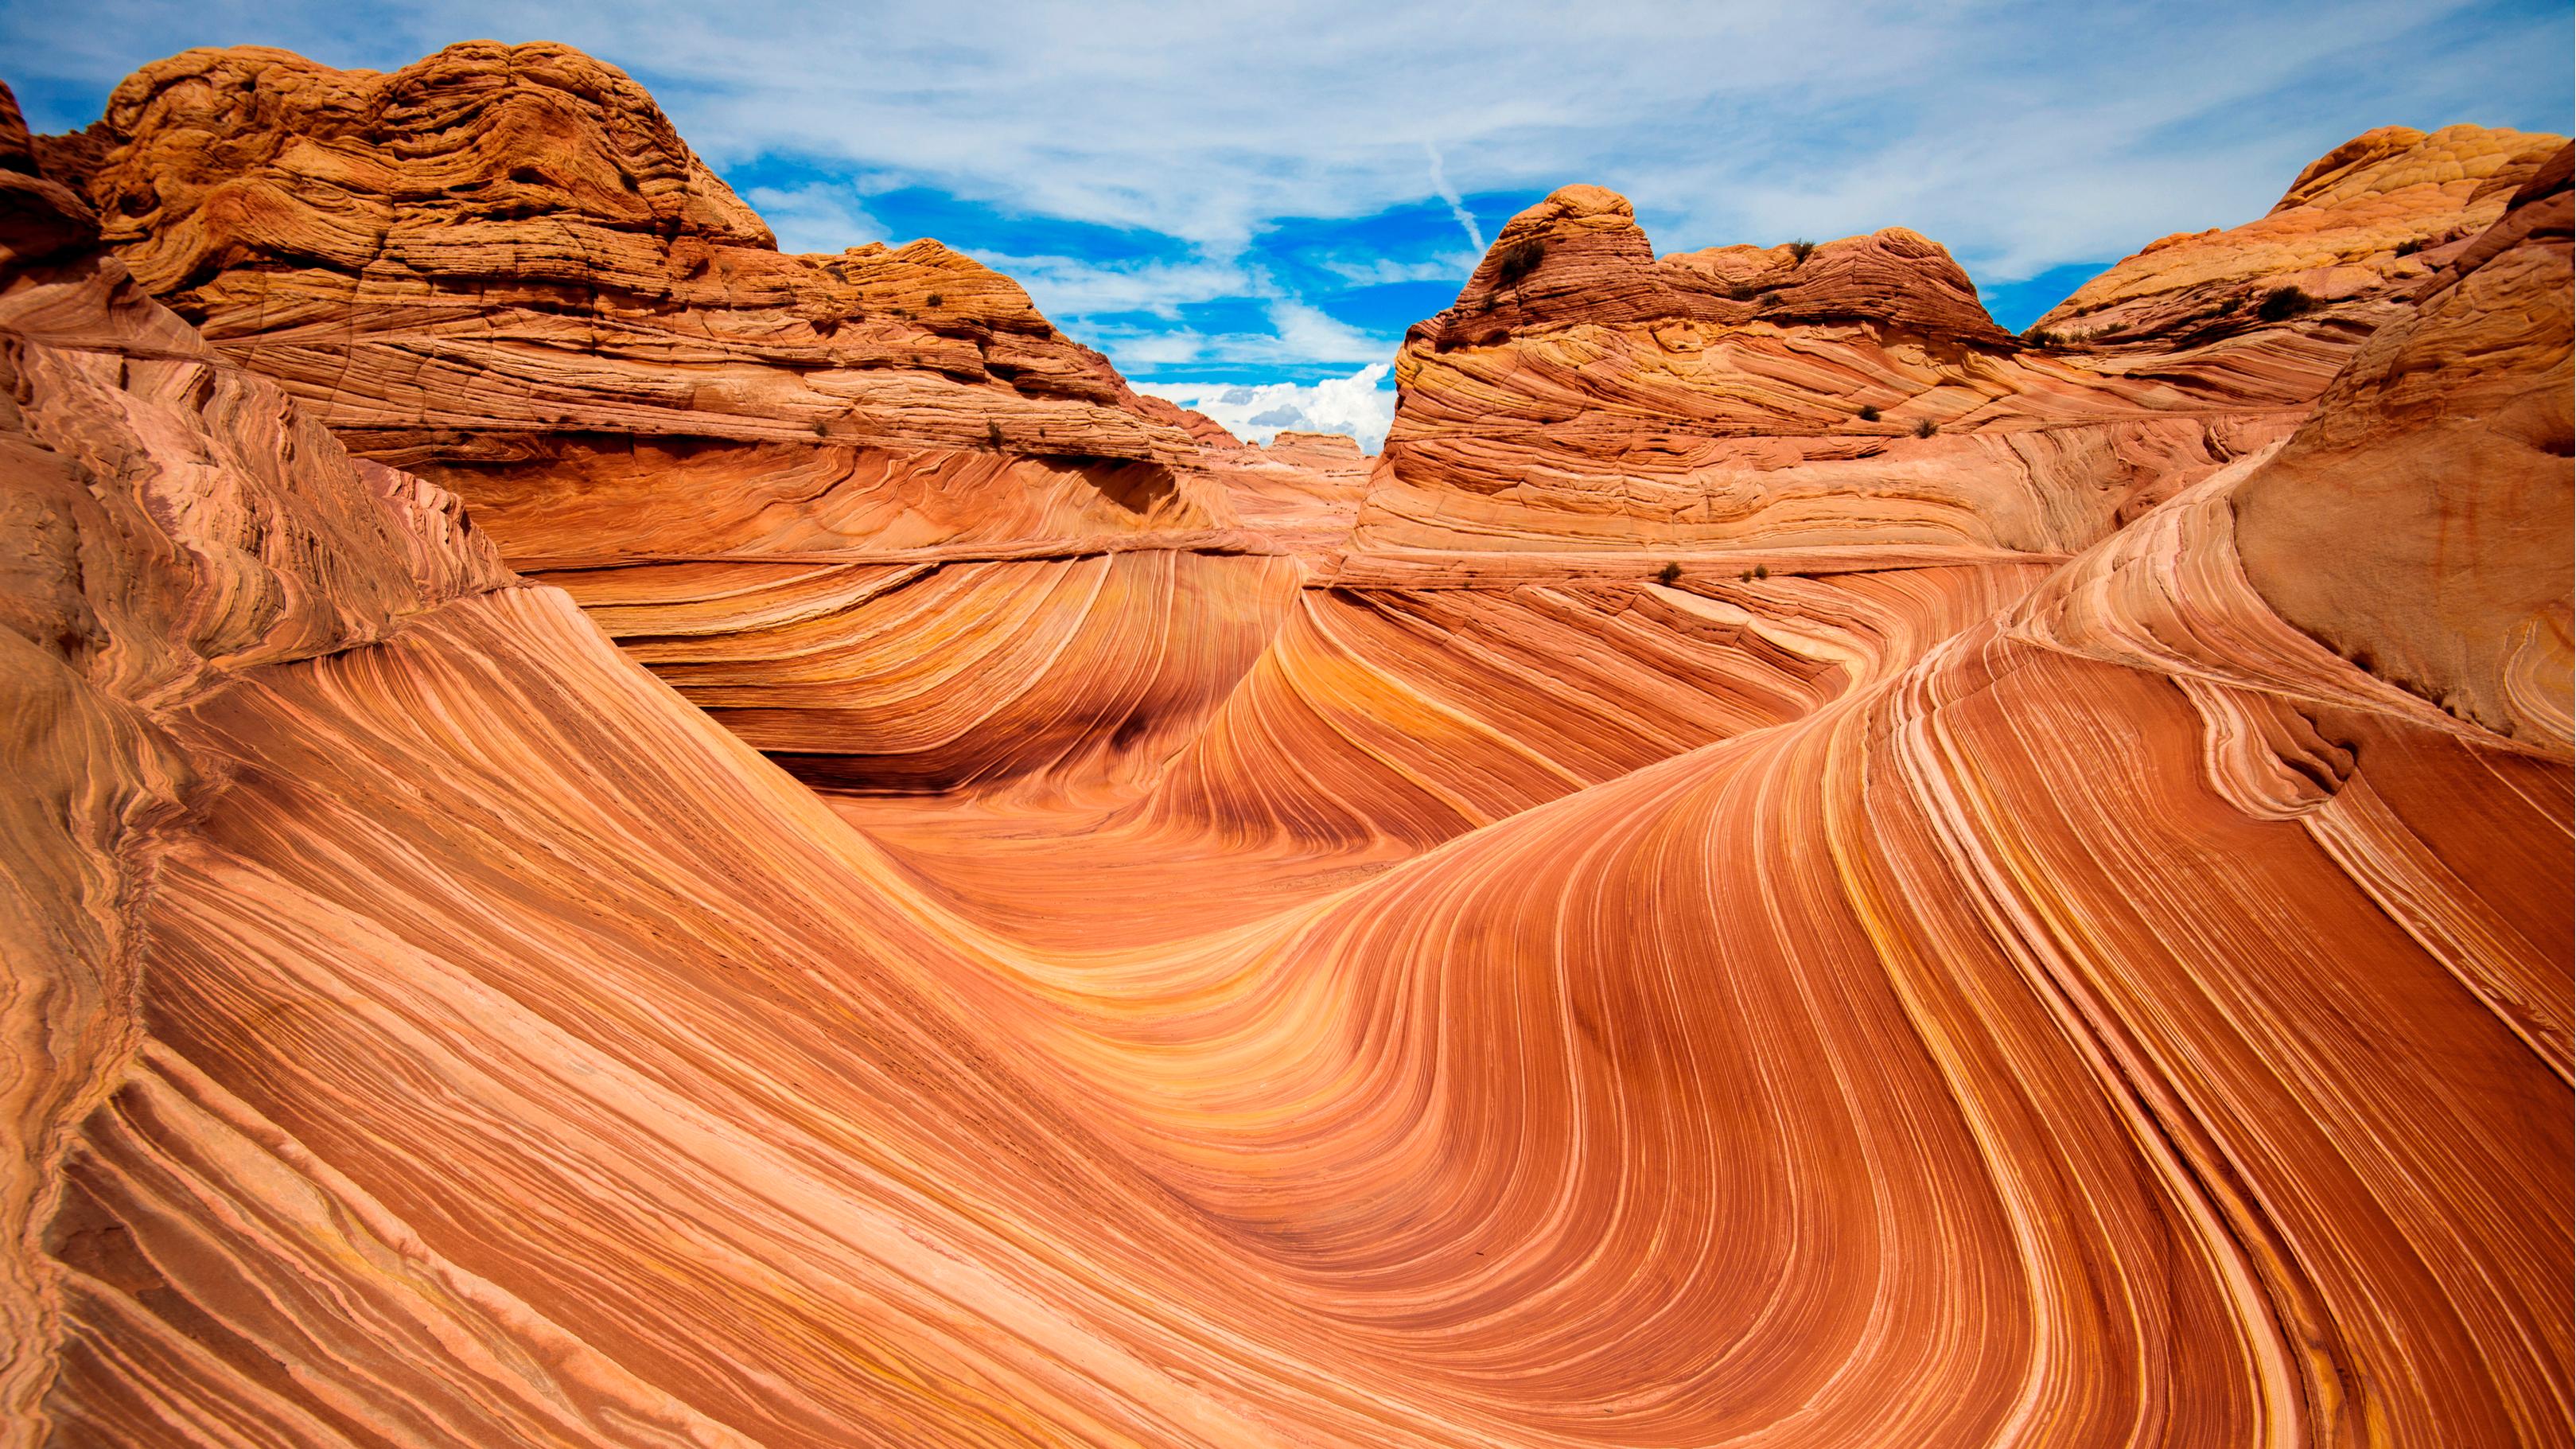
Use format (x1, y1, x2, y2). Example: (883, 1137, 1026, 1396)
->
(34, 42, 1195, 467)
(23, 49, 1387, 790)
(2037, 123, 2563, 346)
(1418, 182, 2012, 349)
(1364, 127, 2565, 559)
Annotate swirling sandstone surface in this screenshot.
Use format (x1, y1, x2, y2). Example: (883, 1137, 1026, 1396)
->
(2, 47, 2570, 1449)
(27, 43, 1383, 789)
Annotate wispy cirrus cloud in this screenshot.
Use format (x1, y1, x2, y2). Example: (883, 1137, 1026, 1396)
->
(745, 181, 886, 254)
(1088, 302, 1397, 369)
(1310, 253, 1477, 287)
(969, 252, 1266, 320)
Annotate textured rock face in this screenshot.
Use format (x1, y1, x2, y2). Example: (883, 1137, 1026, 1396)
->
(27, 45, 1368, 788)
(0, 129, 525, 1431)
(0, 86, 97, 270)
(1372, 181, 2232, 555)
(2232, 144, 2573, 750)
(37, 43, 1193, 469)
(1368, 127, 2562, 558)
(28, 40, 1253, 567)
(2, 56, 2570, 1449)
(2037, 124, 2564, 346)
(1193, 430, 1372, 557)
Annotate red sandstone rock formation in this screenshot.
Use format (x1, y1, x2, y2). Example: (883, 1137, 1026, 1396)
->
(1193, 430, 1372, 558)
(2037, 124, 2562, 347)
(34, 43, 1193, 472)
(1368, 126, 2562, 558)
(26, 43, 1259, 559)
(27, 45, 1378, 789)
(2232, 143, 2573, 748)
(1, 50, 2568, 1449)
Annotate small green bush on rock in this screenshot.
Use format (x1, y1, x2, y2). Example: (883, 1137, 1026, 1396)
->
(2256, 286, 2317, 322)
(1493, 239, 1547, 287)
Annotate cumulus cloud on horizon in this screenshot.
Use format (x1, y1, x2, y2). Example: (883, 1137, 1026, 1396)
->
(1142, 364, 1396, 451)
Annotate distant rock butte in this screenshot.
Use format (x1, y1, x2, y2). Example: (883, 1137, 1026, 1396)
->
(34, 42, 1195, 471)
(1195, 430, 1372, 555)
(1368, 124, 2563, 559)
(1421, 182, 2011, 345)
(2, 50, 2567, 1449)
(2038, 124, 2564, 345)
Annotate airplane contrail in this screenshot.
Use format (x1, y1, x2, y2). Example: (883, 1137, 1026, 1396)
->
(1422, 142, 1486, 253)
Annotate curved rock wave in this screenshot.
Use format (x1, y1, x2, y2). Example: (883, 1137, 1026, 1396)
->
(1, 57, 2566, 1449)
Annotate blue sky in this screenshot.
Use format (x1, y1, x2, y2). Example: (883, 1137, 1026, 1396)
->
(5, 1, 2568, 446)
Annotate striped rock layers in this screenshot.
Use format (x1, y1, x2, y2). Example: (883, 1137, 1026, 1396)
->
(26, 45, 1382, 790)
(1367, 127, 2563, 558)
(2, 45, 2570, 1449)
(30, 43, 1189, 469)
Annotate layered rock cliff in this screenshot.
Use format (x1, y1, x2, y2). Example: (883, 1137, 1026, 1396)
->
(2, 48, 2567, 1449)
(28, 45, 1369, 791)
(2232, 142, 2572, 748)
(2037, 124, 2560, 347)
(33, 43, 1196, 473)
(1367, 124, 2562, 557)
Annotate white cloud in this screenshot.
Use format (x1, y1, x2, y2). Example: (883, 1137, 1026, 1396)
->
(6, 1, 2562, 305)
(1312, 253, 1476, 286)
(1142, 363, 1395, 450)
(1086, 301, 1396, 376)
(1263, 302, 1391, 364)
(1092, 329, 1224, 367)
(965, 252, 1260, 319)
(745, 181, 885, 254)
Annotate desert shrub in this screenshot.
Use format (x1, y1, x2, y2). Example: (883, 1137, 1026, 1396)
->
(1493, 238, 1547, 287)
(1753, 564, 1769, 580)
(1914, 418, 1939, 438)
(924, 292, 945, 307)
(1858, 403, 1881, 423)
(1656, 561, 1683, 585)
(986, 421, 1005, 449)
(2021, 325, 2061, 347)
(2256, 286, 2316, 322)
(1787, 238, 1818, 263)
